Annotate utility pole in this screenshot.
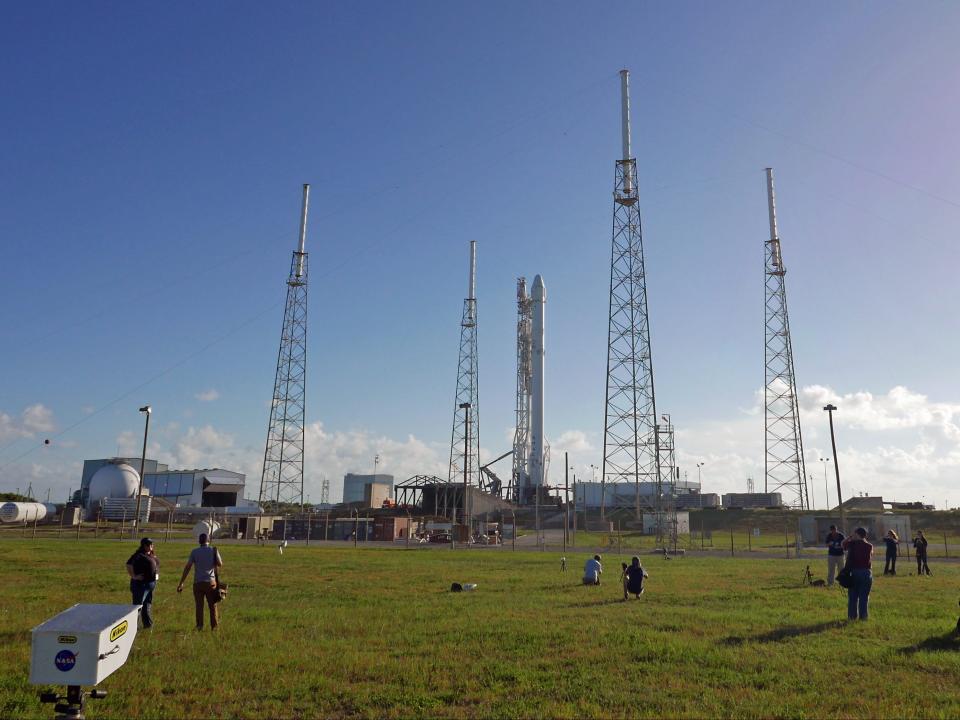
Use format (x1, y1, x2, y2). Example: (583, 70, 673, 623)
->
(134, 405, 151, 537)
(564, 452, 569, 554)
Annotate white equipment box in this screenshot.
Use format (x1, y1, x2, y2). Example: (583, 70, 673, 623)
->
(30, 604, 140, 686)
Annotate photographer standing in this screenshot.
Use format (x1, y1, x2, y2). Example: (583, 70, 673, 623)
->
(825, 525, 845, 587)
(913, 530, 931, 576)
(841, 527, 873, 621)
(126, 537, 159, 629)
(176, 533, 223, 631)
(882, 530, 899, 575)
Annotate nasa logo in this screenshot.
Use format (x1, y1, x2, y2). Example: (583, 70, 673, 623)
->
(109, 620, 128, 642)
(54, 650, 76, 672)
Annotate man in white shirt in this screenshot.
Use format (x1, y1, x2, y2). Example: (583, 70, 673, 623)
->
(583, 554, 602, 585)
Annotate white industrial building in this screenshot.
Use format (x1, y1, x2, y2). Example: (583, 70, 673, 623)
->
(78, 457, 258, 519)
(573, 480, 707, 510)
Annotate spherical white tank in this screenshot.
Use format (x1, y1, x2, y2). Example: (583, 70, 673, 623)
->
(192, 520, 221, 539)
(86, 463, 140, 510)
(0, 502, 56, 524)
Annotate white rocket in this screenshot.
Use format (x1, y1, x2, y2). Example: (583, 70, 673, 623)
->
(528, 274, 546, 488)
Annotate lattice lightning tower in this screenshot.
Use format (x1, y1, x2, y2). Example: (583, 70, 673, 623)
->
(601, 69, 660, 517)
(511, 277, 533, 504)
(259, 184, 310, 509)
(763, 168, 809, 509)
(448, 241, 480, 502)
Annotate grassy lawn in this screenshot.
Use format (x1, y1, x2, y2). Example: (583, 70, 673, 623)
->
(2, 539, 959, 719)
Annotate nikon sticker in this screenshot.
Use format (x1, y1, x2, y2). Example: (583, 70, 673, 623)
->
(109, 620, 128, 642)
(57, 635, 77, 644)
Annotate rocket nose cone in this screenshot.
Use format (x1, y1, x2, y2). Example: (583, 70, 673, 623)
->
(533, 274, 545, 299)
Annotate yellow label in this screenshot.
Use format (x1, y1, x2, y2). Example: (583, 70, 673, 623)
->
(57, 635, 77, 644)
(109, 620, 128, 642)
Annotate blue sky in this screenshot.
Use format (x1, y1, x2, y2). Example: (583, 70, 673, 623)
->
(2, 2, 959, 507)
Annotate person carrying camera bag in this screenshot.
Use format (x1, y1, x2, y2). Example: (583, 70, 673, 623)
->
(176, 533, 224, 631)
(841, 527, 873, 621)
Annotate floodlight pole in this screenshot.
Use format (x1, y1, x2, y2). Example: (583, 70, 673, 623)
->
(824, 404, 844, 530)
(133, 405, 151, 537)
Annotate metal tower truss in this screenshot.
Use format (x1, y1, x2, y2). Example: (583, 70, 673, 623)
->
(763, 169, 809, 509)
(448, 242, 480, 499)
(511, 277, 533, 503)
(259, 185, 310, 509)
(602, 155, 660, 517)
(655, 414, 677, 547)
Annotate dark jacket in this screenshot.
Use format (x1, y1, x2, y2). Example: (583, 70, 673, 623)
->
(127, 550, 159, 583)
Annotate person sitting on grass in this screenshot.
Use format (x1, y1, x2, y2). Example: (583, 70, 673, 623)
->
(582, 554, 602, 586)
(622, 556, 648, 600)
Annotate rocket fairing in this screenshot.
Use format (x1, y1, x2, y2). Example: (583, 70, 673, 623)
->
(529, 274, 546, 487)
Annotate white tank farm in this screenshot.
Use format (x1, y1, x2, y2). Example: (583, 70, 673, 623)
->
(86, 463, 140, 510)
(0, 502, 57, 523)
(192, 520, 221, 539)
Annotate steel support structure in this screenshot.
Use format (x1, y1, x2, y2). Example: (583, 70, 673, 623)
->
(511, 277, 533, 504)
(656, 414, 677, 548)
(448, 242, 480, 512)
(601, 157, 660, 518)
(763, 168, 809, 509)
(259, 185, 310, 509)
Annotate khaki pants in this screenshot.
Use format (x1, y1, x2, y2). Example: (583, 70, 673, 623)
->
(193, 581, 219, 629)
(827, 555, 844, 586)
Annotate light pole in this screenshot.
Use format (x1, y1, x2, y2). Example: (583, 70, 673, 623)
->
(592, 463, 604, 522)
(134, 405, 152, 537)
(819, 458, 831, 510)
(696, 462, 705, 511)
(823, 405, 843, 531)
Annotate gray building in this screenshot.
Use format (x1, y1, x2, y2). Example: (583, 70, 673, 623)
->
(342, 473, 394, 504)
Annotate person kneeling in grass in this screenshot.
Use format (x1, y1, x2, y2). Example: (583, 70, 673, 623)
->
(622, 556, 648, 600)
(583, 554, 602, 586)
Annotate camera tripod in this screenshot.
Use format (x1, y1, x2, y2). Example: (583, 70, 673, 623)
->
(40, 685, 106, 720)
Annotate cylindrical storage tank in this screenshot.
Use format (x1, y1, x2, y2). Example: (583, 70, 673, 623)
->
(0, 502, 52, 524)
(192, 520, 221, 540)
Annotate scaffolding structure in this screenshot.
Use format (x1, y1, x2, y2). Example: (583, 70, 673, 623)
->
(601, 69, 660, 519)
(259, 185, 311, 509)
(448, 241, 481, 514)
(511, 277, 533, 504)
(763, 168, 809, 509)
(656, 414, 677, 549)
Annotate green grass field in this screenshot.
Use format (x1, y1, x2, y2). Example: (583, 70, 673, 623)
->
(2, 539, 959, 719)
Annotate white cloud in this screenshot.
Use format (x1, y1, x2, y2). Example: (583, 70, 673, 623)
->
(194, 389, 220, 402)
(169, 425, 237, 470)
(0, 404, 57, 443)
(549, 384, 960, 509)
(552, 429, 593, 454)
(22, 404, 55, 433)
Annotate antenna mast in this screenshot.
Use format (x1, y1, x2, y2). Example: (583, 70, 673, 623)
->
(448, 241, 481, 511)
(763, 168, 809, 509)
(259, 184, 311, 509)
(601, 69, 661, 520)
